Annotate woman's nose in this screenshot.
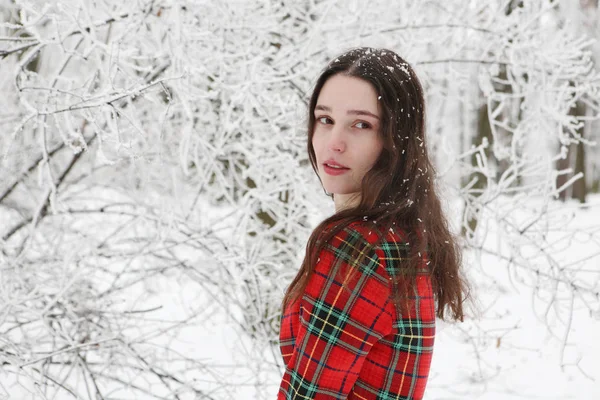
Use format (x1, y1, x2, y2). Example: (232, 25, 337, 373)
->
(328, 126, 346, 152)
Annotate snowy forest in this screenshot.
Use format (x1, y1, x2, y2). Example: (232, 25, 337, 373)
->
(1, 0, 600, 399)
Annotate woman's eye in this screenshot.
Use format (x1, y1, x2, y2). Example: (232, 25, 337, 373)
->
(355, 121, 371, 129)
(317, 116, 331, 124)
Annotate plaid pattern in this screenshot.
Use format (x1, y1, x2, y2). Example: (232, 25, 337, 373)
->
(278, 221, 435, 399)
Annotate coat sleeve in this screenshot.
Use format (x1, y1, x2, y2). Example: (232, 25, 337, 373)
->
(278, 225, 394, 399)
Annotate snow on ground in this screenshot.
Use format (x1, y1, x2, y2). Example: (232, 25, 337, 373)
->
(420, 194, 600, 400)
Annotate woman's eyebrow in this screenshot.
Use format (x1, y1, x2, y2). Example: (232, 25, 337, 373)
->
(315, 105, 380, 120)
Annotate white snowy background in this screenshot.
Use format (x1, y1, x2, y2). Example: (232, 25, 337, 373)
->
(1, 0, 600, 399)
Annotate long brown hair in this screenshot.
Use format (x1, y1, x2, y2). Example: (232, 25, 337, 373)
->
(281, 47, 468, 321)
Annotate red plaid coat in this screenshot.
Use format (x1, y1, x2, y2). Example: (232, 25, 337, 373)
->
(278, 221, 435, 399)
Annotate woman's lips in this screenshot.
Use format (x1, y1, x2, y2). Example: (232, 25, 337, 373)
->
(324, 164, 350, 175)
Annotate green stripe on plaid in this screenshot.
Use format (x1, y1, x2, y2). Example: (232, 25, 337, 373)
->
(302, 297, 388, 355)
(303, 299, 349, 344)
(379, 240, 410, 278)
(406, 284, 422, 398)
(353, 379, 414, 400)
(286, 368, 352, 398)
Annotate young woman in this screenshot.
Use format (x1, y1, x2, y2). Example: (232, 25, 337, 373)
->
(277, 47, 468, 400)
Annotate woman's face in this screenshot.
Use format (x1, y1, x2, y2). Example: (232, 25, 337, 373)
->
(312, 74, 384, 211)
